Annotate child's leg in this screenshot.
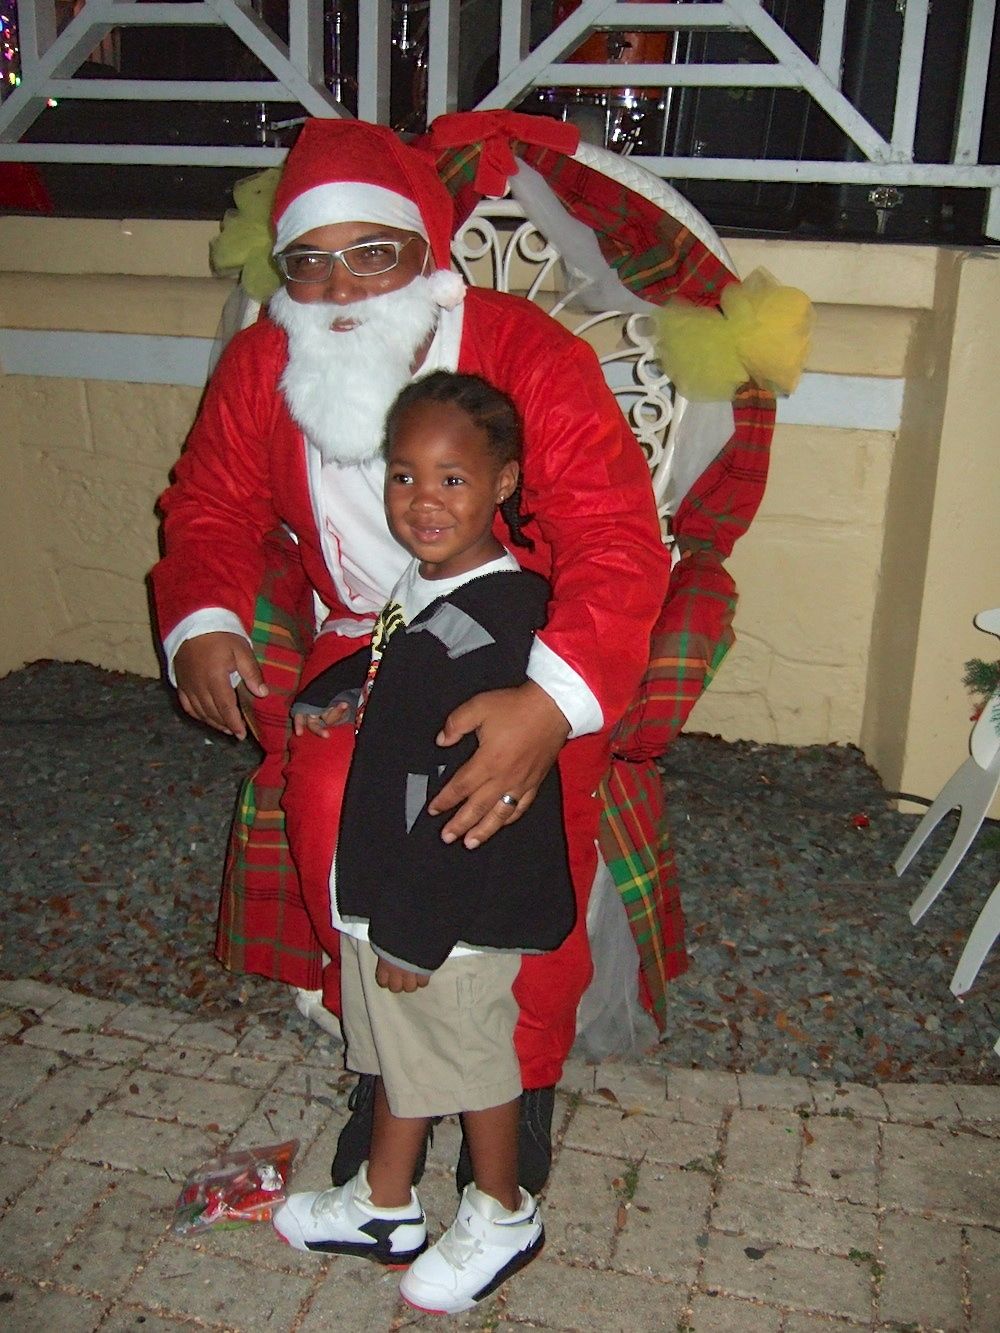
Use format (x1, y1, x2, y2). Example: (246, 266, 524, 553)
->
(459, 1098, 520, 1212)
(399, 1096, 542, 1315)
(367, 1077, 432, 1207)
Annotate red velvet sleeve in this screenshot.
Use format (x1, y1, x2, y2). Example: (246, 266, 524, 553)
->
(463, 293, 671, 729)
(150, 324, 286, 641)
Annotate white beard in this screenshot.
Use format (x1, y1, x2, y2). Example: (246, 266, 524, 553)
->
(269, 279, 439, 466)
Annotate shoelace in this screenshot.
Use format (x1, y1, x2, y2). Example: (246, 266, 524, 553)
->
(310, 1186, 348, 1221)
(435, 1217, 485, 1270)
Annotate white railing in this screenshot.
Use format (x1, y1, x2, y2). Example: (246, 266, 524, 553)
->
(1, 0, 998, 235)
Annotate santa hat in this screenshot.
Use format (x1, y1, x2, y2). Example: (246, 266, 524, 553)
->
(271, 119, 464, 308)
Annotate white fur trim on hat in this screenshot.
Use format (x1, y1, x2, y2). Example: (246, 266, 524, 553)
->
(273, 182, 427, 252)
(426, 269, 466, 309)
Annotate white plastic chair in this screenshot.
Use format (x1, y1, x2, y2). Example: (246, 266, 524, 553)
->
(895, 607, 1000, 996)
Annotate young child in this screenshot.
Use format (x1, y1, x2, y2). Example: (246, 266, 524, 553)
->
(273, 371, 574, 1315)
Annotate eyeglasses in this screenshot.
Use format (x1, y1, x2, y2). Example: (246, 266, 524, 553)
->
(276, 236, 421, 283)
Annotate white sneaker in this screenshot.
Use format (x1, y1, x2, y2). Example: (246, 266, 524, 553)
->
(292, 986, 343, 1039)
(399, 1185, 544, 1314)
(273, 1162, 427, 1266)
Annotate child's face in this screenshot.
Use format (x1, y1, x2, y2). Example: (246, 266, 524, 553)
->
(384, 400, 519, 580)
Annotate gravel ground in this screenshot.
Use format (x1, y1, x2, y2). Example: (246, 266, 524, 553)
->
(2, 660, 997, 1083)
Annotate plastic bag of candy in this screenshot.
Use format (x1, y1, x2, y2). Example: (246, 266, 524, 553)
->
(171, 1139, 299, 1234)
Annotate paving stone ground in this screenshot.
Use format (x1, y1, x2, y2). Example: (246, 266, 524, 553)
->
(0, 980, 997, 1332)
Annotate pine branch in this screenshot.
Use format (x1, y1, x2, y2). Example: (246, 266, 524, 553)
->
(963, 657, 1000, 698)
(964, 657, 1000, 737)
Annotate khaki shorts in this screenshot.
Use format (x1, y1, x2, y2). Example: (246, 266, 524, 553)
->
(340, 935, 522, 1119)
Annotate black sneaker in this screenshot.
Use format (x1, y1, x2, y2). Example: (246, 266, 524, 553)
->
(331, 1074, 429, 1187)
(455, 1085, 556, 1196)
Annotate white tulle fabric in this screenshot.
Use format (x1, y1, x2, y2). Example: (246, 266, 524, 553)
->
(575, 859, 659, 1059)
(506, 156, 735, 512)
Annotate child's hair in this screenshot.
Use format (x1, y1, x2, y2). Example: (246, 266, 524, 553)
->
(382, 370, 535, 550)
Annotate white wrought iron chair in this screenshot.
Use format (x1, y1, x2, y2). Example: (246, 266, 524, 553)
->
(452, 141, 738, 541)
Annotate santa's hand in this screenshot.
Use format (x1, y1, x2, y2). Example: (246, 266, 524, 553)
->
(375, 958, 430, 992)
(174, 631, 267, 740)
(429, 681, 570, 849)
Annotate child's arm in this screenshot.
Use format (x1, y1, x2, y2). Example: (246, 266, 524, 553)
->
(290, 644, 370, 736)
(292, 700, 352, 739)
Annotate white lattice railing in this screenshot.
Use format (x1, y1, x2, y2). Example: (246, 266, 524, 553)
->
(2, 0, 998, 235)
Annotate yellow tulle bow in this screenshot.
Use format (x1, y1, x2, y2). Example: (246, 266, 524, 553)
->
(656, 268, 813, 402)
(209, 167, 283, 303)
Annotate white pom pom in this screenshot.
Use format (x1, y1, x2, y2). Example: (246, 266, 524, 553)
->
(427, 269, 466, 309)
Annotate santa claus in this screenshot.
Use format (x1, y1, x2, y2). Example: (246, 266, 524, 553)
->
(151, 117, 669, 1198)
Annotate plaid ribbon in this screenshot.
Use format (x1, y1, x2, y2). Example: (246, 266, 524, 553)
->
(214, 528, 324, 989)
(674, 382, 776, 558)
(596, 760, 687, 1030)
(425, 112, 580, 196)
(429, 138, 736, 309)
(592, 385, 771, 1024)
(614, 549, 738, 763)
(596, 548, 740, 1027)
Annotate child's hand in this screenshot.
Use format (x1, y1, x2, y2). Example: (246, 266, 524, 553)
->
(375, 958, 430, 992)
(292, 702, 350, 738)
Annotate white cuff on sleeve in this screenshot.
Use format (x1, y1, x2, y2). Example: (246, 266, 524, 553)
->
(526, 637, 604, 739)
(163, 609, 252, 687)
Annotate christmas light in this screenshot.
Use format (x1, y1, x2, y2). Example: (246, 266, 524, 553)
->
(0, 0, 21, 97)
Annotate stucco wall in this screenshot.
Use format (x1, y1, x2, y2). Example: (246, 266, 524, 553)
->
(680, 238, 926, 752)
(703, 422, 894, 746)
(860, 249, 1000, 813)
(0, 373, 202, 674)
(1, 218, 997, 811)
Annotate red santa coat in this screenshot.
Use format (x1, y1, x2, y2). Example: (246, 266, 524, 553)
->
(155, 288, 665, 719)
(152, 287, 669, 1086)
